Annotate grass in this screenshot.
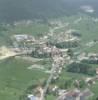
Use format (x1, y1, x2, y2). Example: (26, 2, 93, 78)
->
(0, 58, 48, 100)
(47, 95, 56, 100)
(8, 23, 49, 37)
(90, 81, 98, 100)
(85, 44, 98, 53)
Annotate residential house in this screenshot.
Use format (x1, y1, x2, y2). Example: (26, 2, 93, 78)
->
(57, 88, 93, 100)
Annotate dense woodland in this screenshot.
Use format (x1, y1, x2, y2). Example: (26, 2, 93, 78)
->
(0, 0, 98, 23)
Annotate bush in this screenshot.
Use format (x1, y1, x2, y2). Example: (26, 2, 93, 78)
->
(55, 41, 79, 48)
(66, 62, 96, 76)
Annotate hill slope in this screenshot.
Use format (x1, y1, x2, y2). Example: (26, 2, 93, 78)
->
(0, 0, 98, 23)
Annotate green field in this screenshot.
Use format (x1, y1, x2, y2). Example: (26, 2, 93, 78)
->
(0, 58, 48, 100)
(9, 23, 49, 37)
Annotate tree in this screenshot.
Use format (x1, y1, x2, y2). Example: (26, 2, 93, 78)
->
(64, 79, 72, 89)
(67, 49, 73, 58)
(66, 62, 96, 76)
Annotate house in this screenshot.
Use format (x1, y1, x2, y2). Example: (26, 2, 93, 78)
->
(58, 89, 67, 96)
(27, 87, 44, 100)
(57, 88, 93, 100)
(87, 53, 98, 64)
(27, 94, 39, 100)
(78, 52, 98, 63)
(13, 34, 35, 43)
(85, 78, 95, 86)
(57, 89, 80, 100)
(77, 52, 88, 61)
(96, 68, 98, 75)
(88, 53, 98, 59)
(80, 88, 94, 100)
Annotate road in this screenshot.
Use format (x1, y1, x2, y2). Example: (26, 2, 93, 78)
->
(0, 47, 32, 60)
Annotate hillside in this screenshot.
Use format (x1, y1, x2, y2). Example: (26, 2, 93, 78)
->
(0, 0, 98, 23)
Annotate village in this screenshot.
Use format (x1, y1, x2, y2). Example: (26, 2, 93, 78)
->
(0, 20, 98, 100)
(0, 0, 98, 100)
